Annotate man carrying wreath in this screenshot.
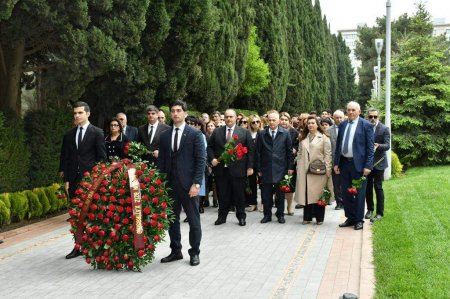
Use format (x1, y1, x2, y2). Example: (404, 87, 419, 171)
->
(208, 109, 255, 226)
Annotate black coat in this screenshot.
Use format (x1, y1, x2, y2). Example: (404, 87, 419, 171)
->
(123, 125, 138, 141)
(61, 124, 106, 183)
(207, 126, 255, 178)
(256, 126, 295, 184)
(137, 122, 170, 164)
(373, 122, 390, 170)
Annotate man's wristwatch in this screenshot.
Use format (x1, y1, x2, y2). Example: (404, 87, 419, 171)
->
(194, 184, 200, 189)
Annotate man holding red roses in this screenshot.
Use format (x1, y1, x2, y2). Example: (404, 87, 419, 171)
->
(208, 109, 255, 226)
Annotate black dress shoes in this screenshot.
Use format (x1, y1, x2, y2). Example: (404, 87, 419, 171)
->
(238, 218, 246, 226)
(199, 205, 204, 213)
(214, 218, 226, 225)
(364, 210, 373, 219)
(339, 219, 355, 227)
(190, 255, 200, 266)
(65, 248, 81, 259)
(278, 217, 286, 224)
(260, 216, 272, 223)
(354, 222, 364, 230)
(161, 252, 183, 263)
(295, 204, 303, 209)
(335, 203, 344, 210)
(370, 214, 383, 223)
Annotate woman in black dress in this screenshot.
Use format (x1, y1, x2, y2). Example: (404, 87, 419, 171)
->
(105, 117, 129, 161)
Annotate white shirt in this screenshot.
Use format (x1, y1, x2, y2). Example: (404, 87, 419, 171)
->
(76, 122, 90, 148)
(270, 127, 278, 139)
(225, 125, 236, 140)
(147, 121, 159, 144)
(172, 123, 186, 151)
(341, 117, 359, 158)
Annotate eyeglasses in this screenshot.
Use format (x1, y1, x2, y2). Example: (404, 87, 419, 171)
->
(110, 124, 120, 127)
(186, 122, 195, 125)
(241, 121, 248, 124)
(368, 115, 378, 119)
(251, 120, 260, 124)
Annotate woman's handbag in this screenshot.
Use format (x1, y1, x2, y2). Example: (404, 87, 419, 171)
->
(308, 160, 326, 175)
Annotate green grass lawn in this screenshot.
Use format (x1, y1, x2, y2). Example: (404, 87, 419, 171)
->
(373, 166, 450, 298)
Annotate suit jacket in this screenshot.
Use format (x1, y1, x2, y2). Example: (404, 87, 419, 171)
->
(372, 122, 390, 170)
(157, 125, 206, 191)
(256, 126, 295, 184)
(62, 124, 107, 183)
(334, 117, 374, 172)
(207, 125, 255, 178)
(123, 125, 138, 141)
(327, 124, 339, 166)
(137, 122, 170, 164)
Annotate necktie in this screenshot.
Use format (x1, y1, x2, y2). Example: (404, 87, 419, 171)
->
(77, 127, 83, 149)
(271, 130, 276, 140)
(173, 128, 179, 152)
(226, 128, 232, 141)
(148, 125, 154, 144)
(343, 121, 353, 154)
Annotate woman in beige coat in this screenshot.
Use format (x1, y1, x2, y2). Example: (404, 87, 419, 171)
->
(294, 116, 334, 224)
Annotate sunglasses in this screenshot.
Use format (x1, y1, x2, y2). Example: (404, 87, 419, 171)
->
(251, 120, 260, 124)
(241, 121, 248, 124)
(368, 115, 378, 119)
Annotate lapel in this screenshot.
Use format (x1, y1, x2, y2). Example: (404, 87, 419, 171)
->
(221, 126, 227, 145)
(78, 124, 91, 151)
(177, 125, 190, 153)
(142, 124, 150, 145)
(150, 123, 161, 146)
(264, 127, 273, 145)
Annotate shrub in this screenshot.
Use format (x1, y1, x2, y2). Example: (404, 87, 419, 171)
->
(0, 193, 11, 209)
(0, 112, 30, 193)
(391, 151, 403, 178)
(23, 190, 43, 219)
(50, 184, 68, 210)
(44, 187, 59, 213)
(0, 200, 11, 227)
(9, 192, 29, 221)
(34, 188, 51, 215)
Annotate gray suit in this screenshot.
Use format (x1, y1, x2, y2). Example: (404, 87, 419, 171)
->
(327, 125, 342, 206)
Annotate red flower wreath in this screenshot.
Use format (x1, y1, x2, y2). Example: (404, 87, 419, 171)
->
(68, 160, 173, 271)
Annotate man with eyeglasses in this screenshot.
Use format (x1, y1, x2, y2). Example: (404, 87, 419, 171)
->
(137, 105, 170, 165)
(365, 108, 390, 222)
(117, 112, 138, 141)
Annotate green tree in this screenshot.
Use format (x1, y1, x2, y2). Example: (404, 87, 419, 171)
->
(390, 4, 450, 166)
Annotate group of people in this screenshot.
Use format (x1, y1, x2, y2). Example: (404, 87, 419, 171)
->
(60, 99, 390, 267)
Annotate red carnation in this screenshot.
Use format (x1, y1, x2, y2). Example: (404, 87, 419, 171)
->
(126, 197, 132, 204)
(121, 180, 127, 186)
(150, 220, 157, 227)
(111, 178, 117, 184)
(122, 234, 129, 242)
(153, 235, 161, 242)
(93, 193, 100, 200)
(90, 204, 98, 211)
(143, 207, 151, 215)
(117, 206, 124, 213)
(103, 217, 110, 224)
(127, 261, 134, 268)
(160, 202, 168, 209)
(126, 207, 133, 214)
(243, 147, 248, 154)
(228, 148, 234, 155)
(101, 195, 108, 201)
(98, 230, 105, 237)
(136, 170, 143, 176)
(97, 213, 104, 220)
(99, 187, 107, 193)
(108, 204, 116, 212)
(233, 135, 239, 140)
(149, 170, 155, 177)
(109, 186, 116, 193)
(160, 212, 166, 218)
(114, 224, 121, 231)
(142, 195, 148, 201)
(84, 171, 90, 177)
(119, 198, 125, 205)
(88, 213, 95, 221)
(140, 183, 146, 189)
(147, 244, 154, 251)
(155, 179, 162, 186)
(86, 258, 91, 264)
(109, 231, 116, 238)
(113, 214, 120, 222)
(157, 223, 164, 229)
(144, 176, 151, 183)
(138, 250, 145, 257)
(152, 197, 159, 204)
(122, 218, 129, 225)
(118, 188, 126, 195)
(149, 186, 156, 193)
(102, 180, 108, 186)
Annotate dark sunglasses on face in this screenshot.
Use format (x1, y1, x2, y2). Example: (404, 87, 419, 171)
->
(368, 115, 378, 119)
(252, 121, 260, 124)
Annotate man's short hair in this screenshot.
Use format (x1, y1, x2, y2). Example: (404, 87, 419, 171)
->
(146, 105, 159, 113)
(211, 111, 221, 117)
(169, 100, 187, 112)
(333, 109, 345, 117)
(73, 101, 90, 112)
(368, 108, 379, 113)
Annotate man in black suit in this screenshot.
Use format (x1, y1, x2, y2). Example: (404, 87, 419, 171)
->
(61, 101, 106, 259)
(334, 101, 374, 230)
(137, 105, 170, 165)
(157, 100, 206, 266)
(327, 109, 345, 210)
(365, 108, 390, 222)
(117, 112, 138, 141)
(208, 109, 255, 226)
(256, 110, 294, 224)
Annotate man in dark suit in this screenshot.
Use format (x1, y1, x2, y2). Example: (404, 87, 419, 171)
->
(117, 112, 138, 141)
(61, 101, 106, 259)
(365, 108, 390, 222)
(208, 109, 255, 226)
(137, 105, 170, 165)
(327, 109, 345, 210)
(157, 100, 206, 266)
(256, 110, 295, 224)
(334, 101, 374, 230)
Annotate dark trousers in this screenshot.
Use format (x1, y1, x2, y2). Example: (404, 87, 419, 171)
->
(245, 173, 258, 206)
(303, 204, 325, 222)
(366, 169, 385, 215)
(168, 177, 202, 256)
(68, 173, 81, 199)
(340, 159, 367, 223)
(216, 169, 246, 220)
(261, 183, 285, 218)
(332, 169, 343, 205)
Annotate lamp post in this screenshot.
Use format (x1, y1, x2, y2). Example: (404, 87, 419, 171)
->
(373, 66, 379, 99)
(375, 38, 383, 101)
(385, 0, 392, 179)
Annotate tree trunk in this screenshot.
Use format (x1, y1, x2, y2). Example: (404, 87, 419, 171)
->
(0, 39, 25, 117)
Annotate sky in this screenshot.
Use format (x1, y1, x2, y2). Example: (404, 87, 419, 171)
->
(319, 0, 450, 33)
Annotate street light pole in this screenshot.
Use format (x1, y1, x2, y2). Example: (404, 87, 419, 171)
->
(375, 39, 384, 101)
(385, 0, 392, 179)
(373, 66, 379, 99)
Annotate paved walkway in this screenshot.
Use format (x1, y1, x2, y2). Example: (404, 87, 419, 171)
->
(0, 204, 374, 299)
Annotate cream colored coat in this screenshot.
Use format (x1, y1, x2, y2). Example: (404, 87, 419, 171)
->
(294, 132, 334, 205)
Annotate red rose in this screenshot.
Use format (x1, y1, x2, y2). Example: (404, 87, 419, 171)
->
(90, 204, 97, 211)
(109, 231, 116, 238)
(99, 187, 107, 193)
(114, 224, 121, 231)
(233, 135, 239, 140)
(86, 258, 91, 264)
(153, 235, 160, 242)
(75, 188, 83, 195)
(138, 250, 145, 257)
(152, 197, 159, 204)
(122, 234, 129, 242)
(149, 186, 156, 193)
(144, 176, 151, 183)
(151, 213, 159, 220)
(160, 202, 168, 209)
(101, 205, 107, 211)
(157, 223, 164, 229)
(123, 254, 129, 260)
(118, 188, 126, 195)
(82, 248, 88, 255)
(74, 243, 81, 251)
(126, 197, 132, 204)
(86, 227, 93, 234)
(108, 204, 116, 211)
(106, 211, 113, 218)
(121, 180, 127, 186)
(68, 209, 77, 216)
(122, 218, 129, 225)
(113, 215, 121, 223)
(155, 179, 162, 186)
(147, 244, 154, 251)
(228, 149, 234, 155)
(142, 195, 148, 201)
(127, 261, 134, 268)
(117, 206, 124, 213)
(88, 213, 95, 221)
(143, 207, 151, 214)
(243, 147, 248, 154)
(98, 230, 105, 237)
(84, 171, 90, 177)
(109, 186, 116, 193)
(103, 217, 110, 224)
(106, 239, 112, 245)
(95, 256, 102, 263)
(149, 170, 155, 177)
(114, 256, 119, 262)
(101, 195, 108, 201)
(93, 166, 98, 172)
(160, 212, 166, 218)
(97, 213, 104, 220)
(111, 178, 117, 184)
(102, 180, 108, 186)
(82, 234, 88, 241)
(126, 207, 133, 214)
(71, 198, 80, 205)
(110, 196, 116, 202)
(92, 226, 100, 233)
(136, 170, 143, 176)
(92, 173, 98, 179)
(150, 220, 157, 227)
(119, 198, 125, 205)
(140, 183, 146, 189)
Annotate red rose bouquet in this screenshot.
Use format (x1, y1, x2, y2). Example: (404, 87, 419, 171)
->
(279, 175, 293, 193)
(317, 185, 332, 207)
(69, 160, 173, 271)
(347, 176, 367, 196)
(218, 135, 248, 164)
(124, 141, 150, 162)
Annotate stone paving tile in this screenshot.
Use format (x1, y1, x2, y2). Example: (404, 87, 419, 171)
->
(0, 200, 374, 299)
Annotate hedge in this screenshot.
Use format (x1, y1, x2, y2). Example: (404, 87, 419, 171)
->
(0, 185, 67, 228)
